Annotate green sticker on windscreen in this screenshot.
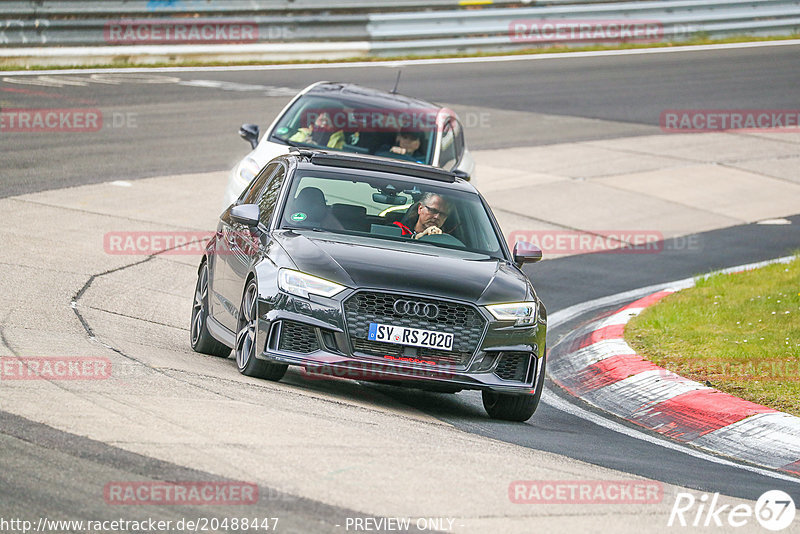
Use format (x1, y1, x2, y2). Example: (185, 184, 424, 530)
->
(276, 127, 289, 135)
(290, 212, 307, 222)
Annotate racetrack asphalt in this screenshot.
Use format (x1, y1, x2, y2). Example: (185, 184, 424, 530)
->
(2, 42, 798, 197)
(1, 43, 799, 532)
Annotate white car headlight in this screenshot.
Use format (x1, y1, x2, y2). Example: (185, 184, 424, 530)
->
(278, 269, 346, 299)
(485, 302, 538, 327)
(238, 157, 261, 183)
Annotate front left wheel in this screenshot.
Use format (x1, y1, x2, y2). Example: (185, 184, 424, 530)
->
(235, 279, 287, 381)
(190, 261, 231, 358)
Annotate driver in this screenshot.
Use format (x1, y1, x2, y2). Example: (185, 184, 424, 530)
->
(376, 131, 425, 163)
(289, 112, 345, 149)
(393, 192, 452, 239)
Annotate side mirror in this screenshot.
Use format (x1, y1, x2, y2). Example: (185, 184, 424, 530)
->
(239, 123, 260, 149)
(230, 204, 261, 227)
(513, 242, 542, 265)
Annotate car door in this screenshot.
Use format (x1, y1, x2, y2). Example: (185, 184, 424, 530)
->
(213, 162, 280, 331)
(223, 163, 288, 331)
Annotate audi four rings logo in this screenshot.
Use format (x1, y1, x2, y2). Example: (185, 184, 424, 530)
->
(393, 300, 439, 319)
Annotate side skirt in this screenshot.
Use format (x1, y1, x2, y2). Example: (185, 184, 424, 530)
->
(207, 315, 236, 348)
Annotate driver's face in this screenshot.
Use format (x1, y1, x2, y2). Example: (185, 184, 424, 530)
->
(313, 113, 333, 130)
(417, 195, 450, 230)
(396, 134, 421, 153)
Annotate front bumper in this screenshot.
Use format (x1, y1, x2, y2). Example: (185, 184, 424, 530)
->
(255, 290, 546, 394)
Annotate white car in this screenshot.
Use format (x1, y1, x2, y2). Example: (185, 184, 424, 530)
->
(223, 81, 476, 209)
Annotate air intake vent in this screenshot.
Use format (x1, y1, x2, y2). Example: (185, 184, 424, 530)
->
(277, 321, 320, 354)
(494, 352, 533, 382)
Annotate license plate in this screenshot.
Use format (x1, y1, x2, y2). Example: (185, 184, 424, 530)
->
(368, 323, 454, 351)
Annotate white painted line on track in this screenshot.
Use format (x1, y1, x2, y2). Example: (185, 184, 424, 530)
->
(542, 389, 800, 485)
(2, 39, 799, 77)
(544, 254, 800, 483)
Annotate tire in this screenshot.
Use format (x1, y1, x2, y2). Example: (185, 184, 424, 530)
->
(190, 261, 231, 358)
(482, 352, 546, 422)
(235, 279, 288, 381)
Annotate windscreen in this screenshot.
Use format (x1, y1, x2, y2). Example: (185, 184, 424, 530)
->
(278, 171, 506, 259)
(269, 95, 437, 165)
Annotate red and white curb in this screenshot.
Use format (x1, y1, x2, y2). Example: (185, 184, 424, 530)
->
(548, 257, 800, 477)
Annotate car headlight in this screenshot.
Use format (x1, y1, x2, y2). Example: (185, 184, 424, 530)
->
(485, 302, 538, 327)
(278, 269, 346, 299)
(238, 157, 261, 183)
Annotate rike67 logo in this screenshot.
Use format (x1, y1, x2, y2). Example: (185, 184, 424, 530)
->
(668, 490, 796, 531)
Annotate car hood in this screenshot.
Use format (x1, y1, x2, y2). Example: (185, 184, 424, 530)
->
(272, 231, 531, 304)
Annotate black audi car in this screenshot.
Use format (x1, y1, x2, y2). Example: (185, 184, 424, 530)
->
(191, 149, 547, 421)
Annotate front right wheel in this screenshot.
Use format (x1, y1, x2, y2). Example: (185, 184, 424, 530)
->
(482, 353, 546, 422)
(235, 279, 287, 381)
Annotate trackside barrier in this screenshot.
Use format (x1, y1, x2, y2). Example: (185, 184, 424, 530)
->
(1, 0, 798, 64)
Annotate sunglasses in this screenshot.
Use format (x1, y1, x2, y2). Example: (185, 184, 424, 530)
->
(422, 204, 450, 217)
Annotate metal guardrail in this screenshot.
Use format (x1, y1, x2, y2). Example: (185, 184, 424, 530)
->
(0, 15, 371, 46)
(0, 0, 798, 62)
(0, 0, 524, 16)
(370, 0, 800, 37)
(367, 0, 800, 55)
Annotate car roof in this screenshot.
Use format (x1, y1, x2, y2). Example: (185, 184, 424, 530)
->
(286, 150, 476, 193)
(305, 82, 443, 113)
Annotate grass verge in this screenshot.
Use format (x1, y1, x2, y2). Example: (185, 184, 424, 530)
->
(1, 34, 798, 71)
(625, 255, 800, 416)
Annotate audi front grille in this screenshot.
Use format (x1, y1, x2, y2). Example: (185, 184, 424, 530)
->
(342, 291, 486, 369)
